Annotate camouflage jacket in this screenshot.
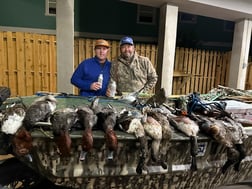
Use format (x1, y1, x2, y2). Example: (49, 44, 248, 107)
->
(110, 52, 158, 93)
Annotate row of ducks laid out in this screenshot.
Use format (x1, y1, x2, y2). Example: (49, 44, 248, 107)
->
(0, 91, 249, 175)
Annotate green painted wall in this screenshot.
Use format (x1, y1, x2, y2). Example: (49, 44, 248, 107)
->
(0, 0, 56, 29)
(0, 0, 158, 37)
(0, 0, 235, 51)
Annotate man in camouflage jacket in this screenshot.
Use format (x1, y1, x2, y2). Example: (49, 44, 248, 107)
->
(110, 36, 158, 94)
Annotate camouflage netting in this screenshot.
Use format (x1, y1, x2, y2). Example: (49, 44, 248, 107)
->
(200, 85, 252, 102)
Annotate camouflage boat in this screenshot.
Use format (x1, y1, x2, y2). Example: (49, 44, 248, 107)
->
(0, 94, 252, 189)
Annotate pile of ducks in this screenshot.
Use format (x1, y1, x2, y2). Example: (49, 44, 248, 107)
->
(0, 89, 249, 175)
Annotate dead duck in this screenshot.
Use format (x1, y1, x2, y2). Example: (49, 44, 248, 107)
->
(191, 114, 247, 173)
(80, 97, 118, 160)
(91, 98, 118, 160)
(215, 117, 247, 173)
(23, 95, 57, 130)
(117, 106, 167, 174)
(167, 109, 199, 171)
(116, 109, 148, 174)
(0, 102, 31, 160)
(76, 105, 97, 161)
(101, 110, 118, 159)
(13, 95, 57, 161)
(12, 126, 33, 162)
(1, 103, 26, 135)
(145, 106, 173, 163)
(186, 92, 248, 173)
(141, 106, 168, 169)
(50, 108, 78, 157)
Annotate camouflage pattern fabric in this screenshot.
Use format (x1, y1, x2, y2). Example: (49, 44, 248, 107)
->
(24, 128, 252, 189)
(110, 52, 158, 93)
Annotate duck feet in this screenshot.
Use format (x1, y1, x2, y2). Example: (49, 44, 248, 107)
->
(222, 147, 241, 174)
(25, 154, 33, 162)
(151, 154, 167, 169)
(190, 136, 198, 171)
(233, 161, 241, 172)
(136, 136, 148, 174)
(233, 144, 246, 172)
(136, 157, 148, 175)
(107, 151, 114, 160)
(79, 150, 87, 161)
(191, 156, 197, 171)
(160, 161, 167, 169)
(222, 159, 235, 174)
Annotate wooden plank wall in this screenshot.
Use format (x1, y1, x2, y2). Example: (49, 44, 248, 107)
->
(0, 31, 57, 96)
(0, 31, 242, 97)
(246, 61, 252, 90)
(173, 48, 232, 95)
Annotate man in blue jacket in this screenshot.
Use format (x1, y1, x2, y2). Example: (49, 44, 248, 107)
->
(71, 39, 111, 96)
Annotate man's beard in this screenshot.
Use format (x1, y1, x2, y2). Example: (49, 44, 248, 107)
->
(122, 52, 134, 62)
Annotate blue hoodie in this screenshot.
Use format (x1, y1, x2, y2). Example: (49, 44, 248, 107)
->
(71, 57, 111, 96)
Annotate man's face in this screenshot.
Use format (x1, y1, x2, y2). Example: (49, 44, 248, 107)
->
(95, 46, 109, 62)
(120, 44, 134, 60)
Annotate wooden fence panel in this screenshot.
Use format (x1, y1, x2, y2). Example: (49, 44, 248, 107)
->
(49, 35, 57, 92)
(202, 50, 209, 93)
(0, 31, 238, 97)
(16, 32, 26, 96)
(224, 52, 231, 85)
(190, 49, 198, 94)
(246, 62, 252, 89)
(110, 40, 118, 61)
(33, 34, 42, 93)
(195, 49, 202, 93)
(6, 31, 17, 95)
(208, 51, 215, 91)
(173, 47, 180, 94)
(0, 32, 57, 96)
(0, 32, 5, 86)
(246, 57, 252, 89)
(179, 48, 185, 94)
(183, 48, 188, 94)
(199, 50, 205, 93)
(41, 35, 47, 92)
(172, 48, 231, 95)
(24, 33, 34, 95)
(150, 44, 157, 69)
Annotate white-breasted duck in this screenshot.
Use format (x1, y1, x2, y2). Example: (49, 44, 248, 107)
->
(166, 108, 199, 171)
(1, 103, 26, 135)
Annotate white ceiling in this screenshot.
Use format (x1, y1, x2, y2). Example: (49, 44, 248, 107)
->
(121, 0, 252, 21)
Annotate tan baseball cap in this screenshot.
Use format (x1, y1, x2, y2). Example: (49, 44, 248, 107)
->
(94, 39, 110, 48)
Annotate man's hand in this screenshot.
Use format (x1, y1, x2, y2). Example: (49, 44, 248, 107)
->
(90, 82, 101, 91)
